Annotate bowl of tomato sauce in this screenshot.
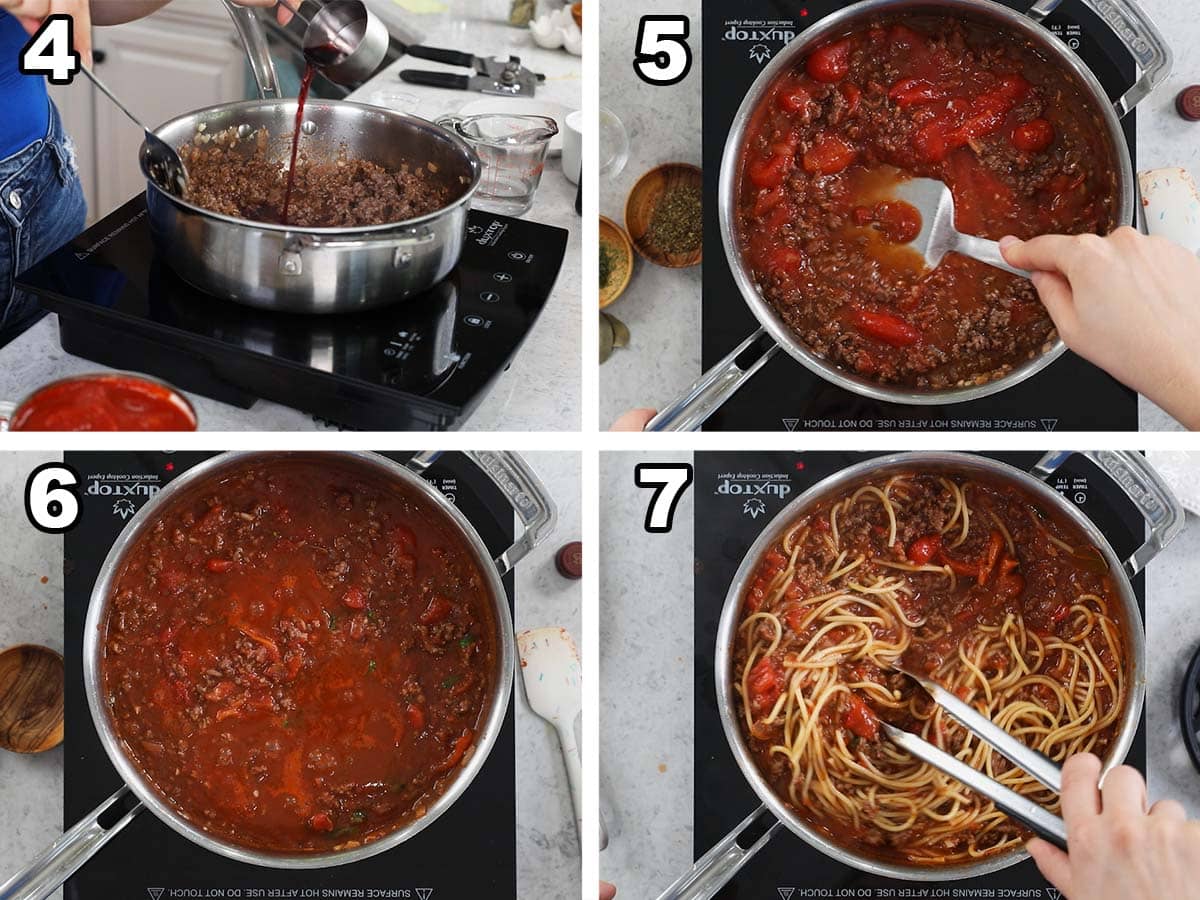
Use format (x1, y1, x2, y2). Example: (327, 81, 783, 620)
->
(0, 373, 197, 432)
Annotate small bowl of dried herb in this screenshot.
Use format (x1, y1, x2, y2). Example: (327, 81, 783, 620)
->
(599, 215, 633, 308)
(624, 163, 703, 268)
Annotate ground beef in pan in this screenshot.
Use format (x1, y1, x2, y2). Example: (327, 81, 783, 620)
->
(180, 126, 451, 228)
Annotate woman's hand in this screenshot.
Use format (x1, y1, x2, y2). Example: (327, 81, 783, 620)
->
(1027, 754, 1200, 899)
(610, 408, 656, 431)
(225, 0, 293, 26)
(2, 0, 92, 65)
(1000, 227, 1200, 429)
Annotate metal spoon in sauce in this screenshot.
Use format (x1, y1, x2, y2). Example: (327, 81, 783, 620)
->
(0, 644, 64, 754)
(77, 66, 188, 197)
(888, 177, 1033, 278)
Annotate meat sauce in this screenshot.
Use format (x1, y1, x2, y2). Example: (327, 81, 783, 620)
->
(11, 375, 196, 432)
(735, 473, 1126, 861)
(100, 459, 496, 853)
(181, 127, 452, 229)
(737, 17, 1118, 389)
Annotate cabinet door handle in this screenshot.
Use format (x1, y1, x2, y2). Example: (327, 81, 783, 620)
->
(93, 48, 107, 65)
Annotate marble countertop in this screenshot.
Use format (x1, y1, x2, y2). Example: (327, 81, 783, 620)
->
(600, 449, 1200, 897)
(1144, 450, 1200, 816)
(0, 15, 580, 432)
(0, 450, 581, 898)
(598, 0, 1199, 430)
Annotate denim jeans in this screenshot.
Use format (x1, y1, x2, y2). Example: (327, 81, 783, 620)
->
(0, 100, 87, 347)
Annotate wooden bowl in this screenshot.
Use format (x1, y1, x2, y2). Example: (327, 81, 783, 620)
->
(571, 2, 582, 28)
(624, 163, 703, 268)
(599, 216, 634, 308)
(0, 644, 64, 753)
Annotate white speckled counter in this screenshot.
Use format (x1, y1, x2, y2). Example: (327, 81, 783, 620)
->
(0, 450, 580, 898)
(1144, 450, 1200, 815)
(599, 0, 1200, 431)
(599, 451, 696, 897)
(0, 16, 580, 433)
(601, 449, 1200, 898)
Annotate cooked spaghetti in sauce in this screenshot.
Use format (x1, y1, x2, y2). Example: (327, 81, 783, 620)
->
(733, 472, 1127, 865)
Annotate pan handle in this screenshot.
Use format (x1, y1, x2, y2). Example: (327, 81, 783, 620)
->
(224, 0, 283, 100)
(1026, 0, 1172, 117)
(645, 329, 779, 432)
(1032, 450, 1185, 577)
(408, 451, 557, 576)
(0, 786, 143, 900)
(654, 804, 782, 900)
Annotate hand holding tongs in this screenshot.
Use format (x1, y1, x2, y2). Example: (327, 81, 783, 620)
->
(886, 663, 1069, 850)
(400, 46, 545, 96)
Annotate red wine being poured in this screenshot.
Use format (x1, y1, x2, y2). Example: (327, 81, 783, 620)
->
(281, 63, 316, 225)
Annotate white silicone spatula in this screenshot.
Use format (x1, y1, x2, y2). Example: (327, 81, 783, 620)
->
(518, 627, 583, 841)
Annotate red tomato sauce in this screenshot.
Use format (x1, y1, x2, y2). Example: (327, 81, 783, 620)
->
(11, 375, 196, 432)
(100, 459, 497, 853)
(737, 16, 1119, 389)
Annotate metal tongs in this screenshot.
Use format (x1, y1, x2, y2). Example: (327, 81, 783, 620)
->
(885, 663, 1069, 850)
(399, 46, 545, 97)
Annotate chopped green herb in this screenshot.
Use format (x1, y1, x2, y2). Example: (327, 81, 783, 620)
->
(647, 184, 702, 254)
(459, 634, 477, 649)
(350, 810, 368, 824)
(441, 674, 462, 690)
(366, 659, 377, 673)
(599, 243, 616, 288)
(325, 610, 338, 631)
(366, 609, 377, 621)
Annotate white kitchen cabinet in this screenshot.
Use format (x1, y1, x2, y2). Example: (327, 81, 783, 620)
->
(49, 0, 250, 223)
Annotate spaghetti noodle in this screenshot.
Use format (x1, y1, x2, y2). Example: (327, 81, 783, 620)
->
(733, 472, 1127, 865)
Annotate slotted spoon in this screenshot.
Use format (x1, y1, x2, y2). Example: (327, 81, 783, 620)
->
(79, 66, 187, 196)
(891, 177, 1032, 278)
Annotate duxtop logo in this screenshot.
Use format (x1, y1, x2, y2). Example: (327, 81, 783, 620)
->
(722, 19, 797, 65)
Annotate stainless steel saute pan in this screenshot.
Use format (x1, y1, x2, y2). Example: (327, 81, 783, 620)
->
(648, 0, 1172, 430)
(657, 450, 1182, 898)
(0, 450, 556, 900)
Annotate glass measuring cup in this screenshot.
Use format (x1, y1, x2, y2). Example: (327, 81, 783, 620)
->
(439, 114, 559, 216)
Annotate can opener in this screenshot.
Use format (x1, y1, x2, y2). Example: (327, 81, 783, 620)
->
(399, 45, 544, 96)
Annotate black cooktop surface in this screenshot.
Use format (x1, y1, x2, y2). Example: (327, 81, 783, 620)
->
(701, 0, 1139, 431)
(62, 451, 516, 898)
(20, 199, 568, 431)
(692, 450, 1147, 897)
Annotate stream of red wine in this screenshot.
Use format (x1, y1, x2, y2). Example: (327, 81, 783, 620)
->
(281, 63, 316, 225)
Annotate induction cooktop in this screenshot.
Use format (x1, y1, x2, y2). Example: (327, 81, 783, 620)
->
(700, 0, 1140, 431)
(18, 198, 568, 431)
(61, 451, 517, 898)
(691, 450, 1147, 897)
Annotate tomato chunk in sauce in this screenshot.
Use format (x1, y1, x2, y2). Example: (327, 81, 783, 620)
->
(100, 459, 496, 853)
(737, 17, 1118, 390)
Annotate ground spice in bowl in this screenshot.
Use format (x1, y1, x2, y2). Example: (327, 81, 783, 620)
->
(600, 242, 617, 288)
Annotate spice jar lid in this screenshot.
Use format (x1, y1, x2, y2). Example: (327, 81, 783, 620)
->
(555, 541, 583, 579)
(1177, 86, 1200, 122)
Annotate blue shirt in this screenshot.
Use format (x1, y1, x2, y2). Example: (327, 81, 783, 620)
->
(1, 11, 50, 160)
